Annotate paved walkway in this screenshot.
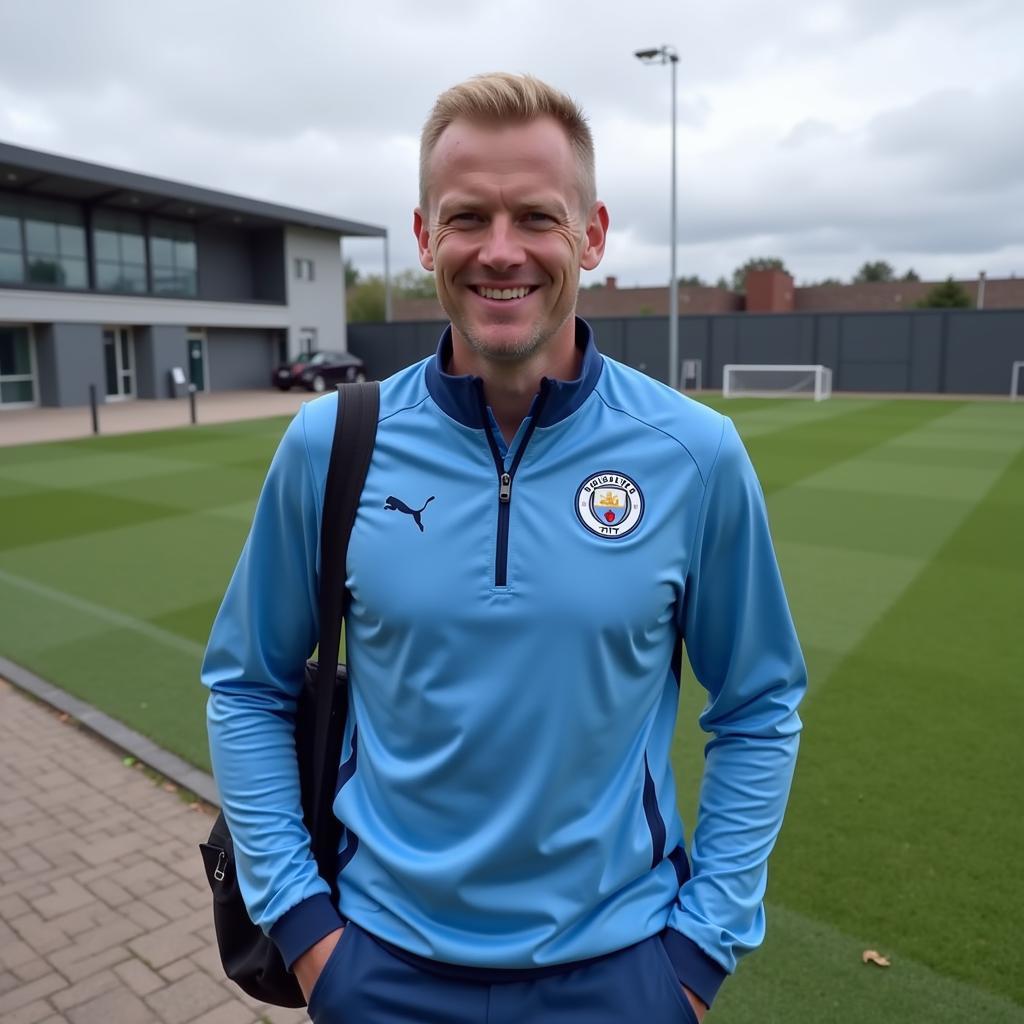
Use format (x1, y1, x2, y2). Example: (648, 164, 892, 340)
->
(0, 679, 309, 1024)
(0, 391, 311, 448)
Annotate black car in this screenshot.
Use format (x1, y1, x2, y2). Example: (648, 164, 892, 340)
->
(273, 350, 367, 392)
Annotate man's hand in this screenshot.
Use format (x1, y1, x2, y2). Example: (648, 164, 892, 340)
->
(294, 927, 344, 1003)
(683, 984, 708, 1021)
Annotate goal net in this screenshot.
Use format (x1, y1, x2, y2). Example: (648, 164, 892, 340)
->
(723, 364, 833, 401)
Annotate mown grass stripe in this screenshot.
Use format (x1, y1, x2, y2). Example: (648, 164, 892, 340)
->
(769, 442, 1024, 1006)
(0, 567, 205, 658)
(711, 900, 1024, 1023)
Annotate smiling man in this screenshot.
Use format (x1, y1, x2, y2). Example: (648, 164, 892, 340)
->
(203, 73, 806, 1023)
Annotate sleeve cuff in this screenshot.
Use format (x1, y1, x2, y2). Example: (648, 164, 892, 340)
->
(269, 893, 345, 970)
(659, 927, 729, 1009)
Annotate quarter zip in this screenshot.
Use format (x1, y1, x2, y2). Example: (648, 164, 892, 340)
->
(477, 380, 551, 587)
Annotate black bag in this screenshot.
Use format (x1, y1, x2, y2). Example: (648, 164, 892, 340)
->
(199, 381, 379, 1008)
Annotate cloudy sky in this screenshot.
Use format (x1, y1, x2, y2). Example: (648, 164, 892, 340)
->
(2, 0, 1022, 288)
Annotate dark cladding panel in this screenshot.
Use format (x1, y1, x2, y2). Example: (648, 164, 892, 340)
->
(840, 314, 912, 362)
(51, 323, 105, 406)
(251, 227, 286, 303)
(909, 313, 942, 393)
(196, 224, 255, 301)
(736, 316, 806, 366)
(135, 325, 187, 399)
(946, 311, 1024, 394)
(206, 328, 277, 390)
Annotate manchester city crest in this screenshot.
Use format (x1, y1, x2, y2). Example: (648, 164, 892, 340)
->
(575, 471, 644, 538)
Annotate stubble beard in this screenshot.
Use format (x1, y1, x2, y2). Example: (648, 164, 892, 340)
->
(446, 286, 578, 366)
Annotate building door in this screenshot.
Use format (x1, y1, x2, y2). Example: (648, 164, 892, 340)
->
(186, 329, 207, 391)
(0, 325, 37, 408)
(102, 327, 135, 400)
(298, 327, 317, 357)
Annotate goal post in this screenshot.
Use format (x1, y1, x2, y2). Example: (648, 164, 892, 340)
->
(1011, 361, 1024, 401)
(722, 364, 833, 402)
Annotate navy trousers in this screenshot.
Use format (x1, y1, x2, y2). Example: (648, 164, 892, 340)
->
(307, 922, 699, 1024)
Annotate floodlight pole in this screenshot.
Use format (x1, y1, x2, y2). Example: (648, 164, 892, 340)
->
(636, 45, 680, 389)
(383, 233, 392, 322)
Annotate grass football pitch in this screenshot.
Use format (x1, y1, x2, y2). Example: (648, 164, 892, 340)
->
(0, 396, 1021, 1022)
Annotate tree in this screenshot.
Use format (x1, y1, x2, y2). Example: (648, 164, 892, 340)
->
(714, 276, 730, 291)
(854, 260, 895, 283)
(902, 268, 920, 282)
(915, 276, 971, 309)
(677, 274, 705, 287)
(731, 257, 788, 293)
(347, 275, 387, 322)
(393, 268, 436, 299)
(807, 277, 843, 287)
(346, 267, 438, 322)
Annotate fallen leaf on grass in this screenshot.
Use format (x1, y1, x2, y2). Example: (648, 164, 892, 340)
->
(162, 782, 178, 793)
(58, 713, 70, 723)
(862, 950, 891, 967)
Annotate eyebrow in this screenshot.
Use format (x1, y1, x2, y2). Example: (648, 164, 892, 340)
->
(436, 195, 571, 218)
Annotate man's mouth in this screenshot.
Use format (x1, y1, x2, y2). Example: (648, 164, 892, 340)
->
(471, 285, 538, 301)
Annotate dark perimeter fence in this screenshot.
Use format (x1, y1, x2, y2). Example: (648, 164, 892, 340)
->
(348, 309, 1024, 396)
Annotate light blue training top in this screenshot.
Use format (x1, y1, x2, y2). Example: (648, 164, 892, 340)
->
(201, 319, 806, 1008)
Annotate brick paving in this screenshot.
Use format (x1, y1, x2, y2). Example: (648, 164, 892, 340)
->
(0, 390, 310, 448)
(0, 679, 309, 1024)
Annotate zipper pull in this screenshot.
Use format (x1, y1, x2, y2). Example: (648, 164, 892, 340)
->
(213, 850, 227, 882)
(499, 473, 512, 503)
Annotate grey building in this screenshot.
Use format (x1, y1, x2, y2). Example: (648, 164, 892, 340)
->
(0, 141, 385, 408)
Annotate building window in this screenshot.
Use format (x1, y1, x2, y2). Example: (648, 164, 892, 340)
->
(0, 196, 23, 285)
(102, 326, 135, 399)
(93, 209, 147, 293)
(0, 325, 36, 406)
(0, 196, 88, 289)
(150, 218, 197, 296)
(295, 257, 315, 281)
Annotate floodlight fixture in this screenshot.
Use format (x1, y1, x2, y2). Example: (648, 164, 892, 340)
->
(635, 44, 681, 389)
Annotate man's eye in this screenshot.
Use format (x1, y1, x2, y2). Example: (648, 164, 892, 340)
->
(524, 212, 555, 224)
(450, 213, 481, 223)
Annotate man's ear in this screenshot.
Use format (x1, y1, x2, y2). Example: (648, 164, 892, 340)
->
(579, 202, 609, 272)
(413, 208, 435, 271)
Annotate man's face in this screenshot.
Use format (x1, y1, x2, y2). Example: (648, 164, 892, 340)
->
(414, 116, 607, 363)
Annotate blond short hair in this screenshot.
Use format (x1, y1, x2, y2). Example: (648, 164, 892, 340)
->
(419, 72, 596, 213)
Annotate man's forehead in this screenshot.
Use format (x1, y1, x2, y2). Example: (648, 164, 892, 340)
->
(430, 117, 575, 176)
(427, 117, 579, 206)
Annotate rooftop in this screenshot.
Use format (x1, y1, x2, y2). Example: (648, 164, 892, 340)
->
(0, 140, 386, 238)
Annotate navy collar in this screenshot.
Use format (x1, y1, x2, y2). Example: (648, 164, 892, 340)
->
(424, 317, 604, 429)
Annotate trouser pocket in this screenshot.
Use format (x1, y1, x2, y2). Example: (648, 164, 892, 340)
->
(652, 933, 700, 1023)
(307, 924, 354, 1022)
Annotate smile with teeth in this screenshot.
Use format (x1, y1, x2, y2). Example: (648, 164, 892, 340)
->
(474, 285, 535, 301)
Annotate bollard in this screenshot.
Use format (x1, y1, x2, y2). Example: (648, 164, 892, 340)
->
(89, 384, 100, 435)
(188, 383, 197, 425)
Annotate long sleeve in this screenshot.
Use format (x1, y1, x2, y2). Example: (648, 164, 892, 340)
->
(664, 417, 807, 1004)
(201, 402, 344, 968)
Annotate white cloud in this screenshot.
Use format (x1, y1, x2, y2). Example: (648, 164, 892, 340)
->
(2, 0, 1023, 286)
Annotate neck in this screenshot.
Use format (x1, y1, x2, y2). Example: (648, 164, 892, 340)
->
(450, 319, 581, 443)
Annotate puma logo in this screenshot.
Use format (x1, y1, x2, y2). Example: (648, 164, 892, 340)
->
(384, 495, 436, 533)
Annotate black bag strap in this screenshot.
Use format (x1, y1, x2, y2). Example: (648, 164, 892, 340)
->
(309, 381, 379, 862)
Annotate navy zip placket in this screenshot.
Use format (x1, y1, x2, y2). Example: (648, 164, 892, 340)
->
(475, 379, 551, 588)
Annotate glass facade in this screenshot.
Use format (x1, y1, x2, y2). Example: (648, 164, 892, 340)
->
(0, 196, 88, 289)
(0, 196, 22, 284)
(93, 209, 148, 293)
(23, 199, 88, 288)
(150, 218, 197, 296)
(0, 325, 35, 406)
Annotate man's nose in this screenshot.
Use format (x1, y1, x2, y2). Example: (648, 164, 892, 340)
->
(477, 217, 525, 271)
